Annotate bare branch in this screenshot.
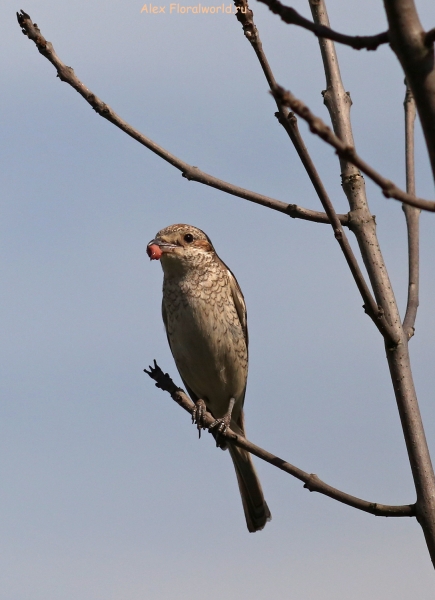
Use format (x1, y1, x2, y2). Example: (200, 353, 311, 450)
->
(16, 10, 347, 226)
(286, 204, 348, 223)
(253, 0, 389, 50)
(233, 0, 396, 343)
(311, 0, 435, 565)
(145, 361, 416, 518)
(273, 84, 435, 212)
(383, 0, 435, 189)
(285, 114, 400, 344)
(234, 0, 348, 223)
(404, 86, 417, 199)
(308, 0, 405, 349)
(402, 84, 420, 340)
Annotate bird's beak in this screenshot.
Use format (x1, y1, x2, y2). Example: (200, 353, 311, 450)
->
(147, 238, 178, 260)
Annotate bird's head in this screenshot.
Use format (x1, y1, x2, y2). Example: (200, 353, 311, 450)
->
(147, 224, 215, 271)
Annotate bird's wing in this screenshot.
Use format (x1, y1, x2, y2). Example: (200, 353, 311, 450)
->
(162, 300, 200, 403)
(215, 257, 249, 415)
(217, 257, 248, 349)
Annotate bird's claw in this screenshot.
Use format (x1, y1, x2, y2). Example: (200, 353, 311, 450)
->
(209, 398, 235, 448)
(209, 415, 231, 447)
(192, 399, 207, 438)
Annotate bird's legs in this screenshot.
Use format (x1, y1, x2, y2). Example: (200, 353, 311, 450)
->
(209, 397, 235, 446)
(192, 398, 207, 438)
(193, 397, 235, 445)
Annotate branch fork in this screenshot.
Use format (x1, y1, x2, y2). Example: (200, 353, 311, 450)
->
(254, 0, 389, 51)
(16, 9, 346, 226)
(271, 84, 435, 212)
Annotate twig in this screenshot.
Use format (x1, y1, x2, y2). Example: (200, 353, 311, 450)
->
(254, 0, 389, 50)
(16, 10, 347, 226)
(233, 0, 397, 344)
(234, 0, 347, 225)
(273, 84, 435, 212)
(402, 84, 420, 340)
(144, 361, 415, 518)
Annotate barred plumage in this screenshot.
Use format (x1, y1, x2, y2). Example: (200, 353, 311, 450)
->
(147, 224, 271, 532)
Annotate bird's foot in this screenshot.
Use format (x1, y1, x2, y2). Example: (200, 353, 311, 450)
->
(209, 398, 235, 447)
(192, 399, 207, 438)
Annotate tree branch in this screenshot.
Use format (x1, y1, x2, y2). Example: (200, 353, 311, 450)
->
(383, 0, 435, 189)
(144, 361, 415, 518)
(308, 0, 406, 349)
(234, 0, 347, 215)
(233, 0, 396, 344)
(313, 0, 435, 565)
(254, 0, 389, 50)
(16, 11, 347, 227)
(402, 84, 420, 340)
(272, 84, 435, 212)
(285, 112, 400, 344)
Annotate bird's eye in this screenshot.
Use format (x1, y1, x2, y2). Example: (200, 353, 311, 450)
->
(184, 233, 194, 243)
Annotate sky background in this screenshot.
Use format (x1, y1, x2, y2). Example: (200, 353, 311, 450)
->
(2, 0, 435, 598)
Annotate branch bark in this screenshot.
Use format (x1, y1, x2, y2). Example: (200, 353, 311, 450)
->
(145, 361, 415, 518)
(402, 84, 420, 340)
(16, 10, 348, 226)
(254, 0, 389, 50)
(309, 0, 435, 568)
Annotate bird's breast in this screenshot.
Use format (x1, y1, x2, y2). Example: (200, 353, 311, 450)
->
(163, 272, 247, 419)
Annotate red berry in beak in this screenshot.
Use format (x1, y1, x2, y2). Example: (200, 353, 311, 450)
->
(147, 244, 162, 260)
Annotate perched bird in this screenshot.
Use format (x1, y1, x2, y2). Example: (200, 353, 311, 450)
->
(147, 223, 271, 532)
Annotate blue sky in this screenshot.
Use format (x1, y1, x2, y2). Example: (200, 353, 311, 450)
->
(2, 0, 435, 598)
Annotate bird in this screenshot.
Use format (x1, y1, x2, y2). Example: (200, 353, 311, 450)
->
(147, 223, 271, 532)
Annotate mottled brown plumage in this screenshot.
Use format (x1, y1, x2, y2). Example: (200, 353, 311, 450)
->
(147, 224, 271, 532)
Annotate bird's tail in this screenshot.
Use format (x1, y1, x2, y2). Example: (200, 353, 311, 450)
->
(229, 415, 271, 532)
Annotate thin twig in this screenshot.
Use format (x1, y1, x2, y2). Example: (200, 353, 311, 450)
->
(233, 0, 397, 344)
(273, 84, 435, 212)
(402, 84, 420, 340)
(16, 10, 347, 226)
(254, 0, 389, 50)
(234, 0, 347, 224)
(404, 85, 416, 198)
(234, 0, 350, 230)
(144, 361, 415, 518)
